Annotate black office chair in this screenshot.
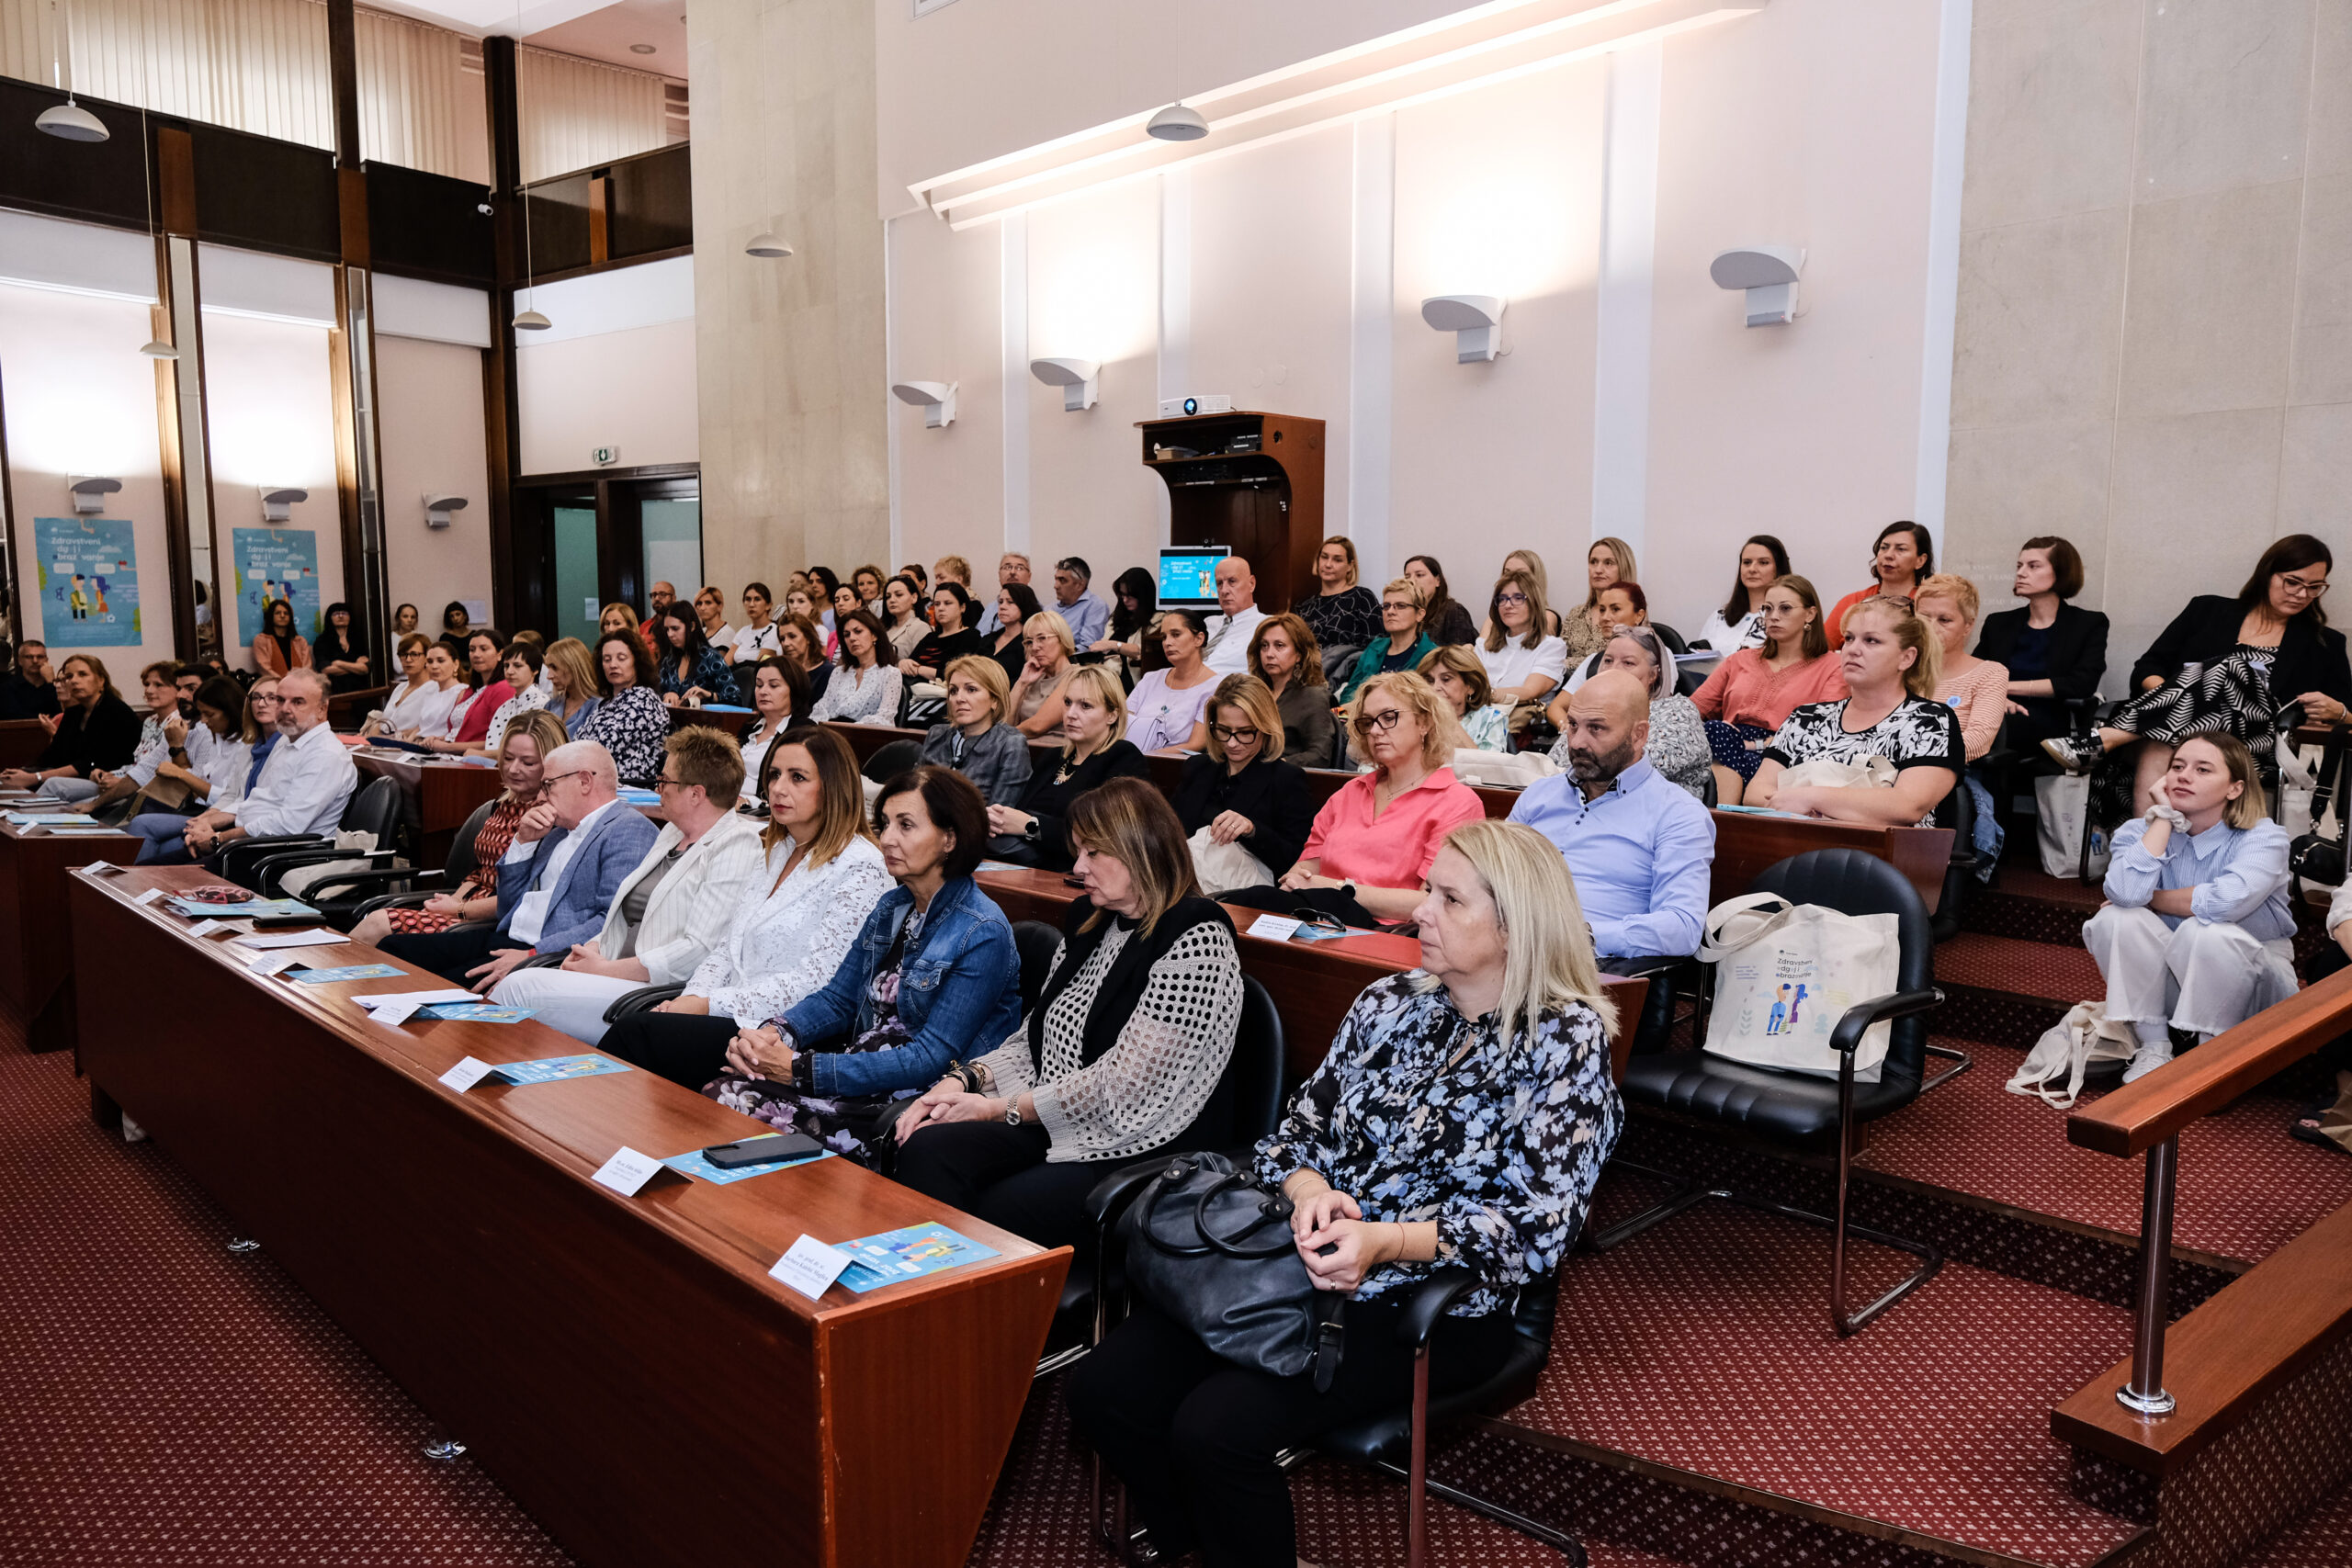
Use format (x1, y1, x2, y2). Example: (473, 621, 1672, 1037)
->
(862, 738, 924, 784)
(216, 776, 406, 895)
(1699, 766, 1719, 808)
(1012, 919, 1063, 1014)
(1930, 781, 1978, 943)
(1596, 848, 1956, 1337)
(315, 797, 500, 930)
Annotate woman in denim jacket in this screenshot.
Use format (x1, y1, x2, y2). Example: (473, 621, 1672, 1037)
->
(703, 766, 1022, 1158)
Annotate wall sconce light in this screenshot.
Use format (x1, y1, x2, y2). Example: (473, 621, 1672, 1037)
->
(1710, 247, 1804, 326)
(424, 493, 469, 529)
(891, 380, 958, 429)
(68, 476, 121, 514)
(1419, 295, 1506, 363)
(1030, 357, 1099, 412)
(261, 487, 308, 523)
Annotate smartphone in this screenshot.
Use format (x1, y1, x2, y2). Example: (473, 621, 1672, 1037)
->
(703, 1132, 824, 1169)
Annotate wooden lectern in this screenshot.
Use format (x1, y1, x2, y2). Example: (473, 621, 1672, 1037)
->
(1136, 412, 1326, 614)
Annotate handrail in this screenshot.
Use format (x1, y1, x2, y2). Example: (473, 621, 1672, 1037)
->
(2065, 966, 2352, 1158)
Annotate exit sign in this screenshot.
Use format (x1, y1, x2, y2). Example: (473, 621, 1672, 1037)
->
(591, 446, 620, 466)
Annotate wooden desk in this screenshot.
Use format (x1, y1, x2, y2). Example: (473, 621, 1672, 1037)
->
(1705, 810, 1952, 913)
(671, 705, 752, 739)
(0, 717, 51, 770)
(0, 817, 142, 1047)
(327, 684, 391, 732)
(72, 864, 1065, 1568)
(352, 749, 506, 866)
(825, 721, 928, 767)
(976, 866, 1642, 1084)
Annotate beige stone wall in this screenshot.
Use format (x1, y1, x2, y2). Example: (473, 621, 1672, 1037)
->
(684, 0, 891, 596)
(1944, 0, 2352, 679)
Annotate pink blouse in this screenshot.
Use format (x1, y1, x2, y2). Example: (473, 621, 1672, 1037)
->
(1691, 649, 1849, 732)
(1303, 766, 1487, 905)
(1936, 660, 2011, 761)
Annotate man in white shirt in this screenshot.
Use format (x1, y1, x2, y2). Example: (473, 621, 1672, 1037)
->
(1200, 557, 1266, 676)
(182, 670, 356, 863)
(976, 551, 1034, 635)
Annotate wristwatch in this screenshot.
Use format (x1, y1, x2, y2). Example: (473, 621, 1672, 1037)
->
(1022, 817, 1040, 840)
(1003, 1099, 1024, 1127)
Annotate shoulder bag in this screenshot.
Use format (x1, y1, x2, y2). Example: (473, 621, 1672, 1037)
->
(1698, 892, 1900, 1083)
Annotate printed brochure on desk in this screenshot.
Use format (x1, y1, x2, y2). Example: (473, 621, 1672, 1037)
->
(164, 895, 321, 919)
(662, 1137, 836, 1186)
(836, 1224, 1000, 1292)
(487, 1053, 628, 1082)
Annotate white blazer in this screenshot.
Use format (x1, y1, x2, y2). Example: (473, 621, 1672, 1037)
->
(593, 810, 766, 986)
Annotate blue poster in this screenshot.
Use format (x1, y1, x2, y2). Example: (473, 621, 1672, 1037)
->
(233, 528, 321, 639)
(34, 517, 140, 648)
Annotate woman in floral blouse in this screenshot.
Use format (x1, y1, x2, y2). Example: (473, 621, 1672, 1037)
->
(1069, 818, 1623, 1568)
(350, 711, 566, 942)
(581, 629, 671, 782)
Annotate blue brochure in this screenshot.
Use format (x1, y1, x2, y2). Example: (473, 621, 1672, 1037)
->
(836, 1223, 1001, 1292)
(662, 1136, 836, 1185)
(486, 1052, 628, 1082)
(422, 1003, 536, 1023)
(290, 964, 404, 983)
(8, 812, 95, 825)
(165, 896, 322, 919)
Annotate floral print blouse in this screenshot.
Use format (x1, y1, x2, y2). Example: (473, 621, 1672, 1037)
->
(1256, 971, 1623, 1318)
(582, 684, 670, 782)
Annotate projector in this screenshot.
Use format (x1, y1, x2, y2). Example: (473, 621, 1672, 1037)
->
(1158, 395, 1234, 418)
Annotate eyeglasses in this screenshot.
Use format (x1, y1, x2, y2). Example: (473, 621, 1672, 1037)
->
(1351, 707, 1406, 735)
(2281, 575, 2331, 599)
(1496, 592, 1528, 606)
(1382, 601, 1416, 615)
(1207, 724, 1261, 745)
(542, 769, 594, 788)
(653, 773, 688, 792)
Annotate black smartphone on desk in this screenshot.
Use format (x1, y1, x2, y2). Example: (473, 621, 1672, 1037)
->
(704, 1131, 824, 1169)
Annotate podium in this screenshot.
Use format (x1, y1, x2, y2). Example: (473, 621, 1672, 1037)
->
(1137, 412, 1326, 613)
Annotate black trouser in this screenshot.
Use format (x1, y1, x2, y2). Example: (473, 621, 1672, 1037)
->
(1067, 1299, 1513, 1567)
(378, 922, 512, 987)
(1220, 884, 1388, 931)
(600, 1011, 741, 1090)
(1599, 953, 1685, 1054)
(2310, 944, 2352, 1076)
(891, 1120, 1129, 1251)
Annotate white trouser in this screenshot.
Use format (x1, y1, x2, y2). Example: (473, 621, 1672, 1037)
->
(488, 968, 648, 1047)
(2083, 905, 2298, 1040)
(36, 776, 99, 804)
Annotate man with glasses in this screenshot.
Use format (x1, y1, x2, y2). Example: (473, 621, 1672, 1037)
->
(976, 553, 1033, 636)
(181, 670, 356, 866)
(379, 739, 661, 989)
(639, 581, 677, 647)
(1199, 558, 1265, 676)
(489, 728, 764, 1044)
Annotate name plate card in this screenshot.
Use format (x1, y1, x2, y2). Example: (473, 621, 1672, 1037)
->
(769, 1235, 854, 1301)
(1246, 914, 1303, 941)
(436, 1055, 494, 1090)
(590, 1146, 667, 1197)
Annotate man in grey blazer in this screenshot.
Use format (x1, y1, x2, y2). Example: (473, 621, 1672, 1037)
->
(379, 739, 662, 989)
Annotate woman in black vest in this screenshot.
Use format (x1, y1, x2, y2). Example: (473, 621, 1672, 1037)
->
(1971, 536, 2109, 746)
(892, 777, 1244, 1249)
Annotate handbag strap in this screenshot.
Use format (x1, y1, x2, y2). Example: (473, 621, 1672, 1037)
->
(1697, 893, 1793, 963)
(1193, 1170, 1299, 1259)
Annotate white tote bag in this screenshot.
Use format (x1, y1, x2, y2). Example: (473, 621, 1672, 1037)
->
(2006, 1000, 2136, 1110)
(1187, 827, 1275, 897)
(1698, 893, 1900, 1083)
(2034, 773, 2111, 880)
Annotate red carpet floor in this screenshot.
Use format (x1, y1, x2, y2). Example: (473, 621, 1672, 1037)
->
(1853, 1037, 2352, 1263)
(1511, 1201, 2143, 1567)
(2236, 1481, 2352, 1565)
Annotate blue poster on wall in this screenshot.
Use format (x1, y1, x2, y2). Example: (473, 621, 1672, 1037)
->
(34, 516, 141, 648)
(232, 528, 321, 641)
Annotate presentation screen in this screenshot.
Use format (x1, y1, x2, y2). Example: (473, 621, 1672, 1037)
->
(1158, 547, 1228, 608)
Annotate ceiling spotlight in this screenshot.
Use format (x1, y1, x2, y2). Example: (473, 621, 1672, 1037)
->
(630, 42, 656, 53)
(140, 339, 179, 360)
(36, 98, 107, 141)
(514, 308, 551, 331)
(1146, 102, 1209, 141)
(745, 230, 794, 259)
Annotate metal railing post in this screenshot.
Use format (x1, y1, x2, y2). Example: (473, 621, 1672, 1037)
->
(2117, 1135, 2178, 1416)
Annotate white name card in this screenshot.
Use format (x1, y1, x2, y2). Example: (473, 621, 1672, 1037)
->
(591, 1145, 666, 1197)
(1247, 914, 1303, 942)
(247, 951, 302, 977)
(134, 887, 165, 906)
(769, 1235, 854, 1302)
(371, 1000, 421, 1028)
(437, 1055, 493, 1089)
(184, 919, 230, 939)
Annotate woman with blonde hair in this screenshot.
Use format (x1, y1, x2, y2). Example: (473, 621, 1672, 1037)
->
(540, 636, 603, 739)
(351, 710, 566, 942)
(1336, 579, 1437, 704)
(1566, 536, 1638, 665)
(1171, 673, 1316, 884)
(1008, 609, 1079, 737)
(1420, 644, 1510, 752)
(1249, 612, 1334, 765)
(1747, 595, 1962, 828)
(1690, 574, 1849, 804)
(893, 775, 1244, 1247)
(1297, 535, 1382, 670)
(989, 663, 1148, 867)
(1229, 670, 1481, 929)
(1069, 818, 1622, 1568)
(920, 654, 1032, 807)
(1498, 548, 1566, 637)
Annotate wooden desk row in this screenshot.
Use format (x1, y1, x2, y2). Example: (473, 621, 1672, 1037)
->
(68, 863, 1063, 1568)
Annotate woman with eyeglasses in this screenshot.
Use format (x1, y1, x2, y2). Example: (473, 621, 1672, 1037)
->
(2043, 536, 2349, 831)
(1007, 610, 1078, 738)
(1476, 568, 1567, 730)
(1170, 674, 1316, 884)
(1123, 608, 1218, 752)
(989, 665, 1148, 868)
(1227, 671, 1481, 930)
(1336, 580, 1438, 705)
(1825, 522, 1932, 646)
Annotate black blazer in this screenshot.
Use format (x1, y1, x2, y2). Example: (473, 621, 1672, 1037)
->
(1169, 753, 1315, 876)
(2131, 596, 2352, 712)
(1973, 602, 2109, 701)
(994, 739, 1150, 867)
(34, 694, 141, 776)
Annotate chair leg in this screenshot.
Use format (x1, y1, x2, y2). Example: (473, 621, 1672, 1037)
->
(1368, 1462, 1589, 1566)
(1921, 1042, 1973, 1093)
(1408, 1348, 1430, 1568)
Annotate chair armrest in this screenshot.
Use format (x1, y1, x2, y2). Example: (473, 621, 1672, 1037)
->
(602, 983, 685, 1024)
(1394, 1266, 1482, 1348)
(1086, 1156, 1180, 1230)
(350, 885, 445, 921)
(315, 864, 436, 901)
(1828, 987, 1945, 1057)
(515, 952, 564, 971)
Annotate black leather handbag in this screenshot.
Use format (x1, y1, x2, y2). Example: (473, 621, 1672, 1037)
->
(2290, 726, 2350, 888)
(1119, 1152, 1346, 1390)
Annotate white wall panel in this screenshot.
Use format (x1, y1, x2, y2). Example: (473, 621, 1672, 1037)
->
(516, 316, 697, 475)
(376, 333, 492, 634)
(888, 209, 1004, 578)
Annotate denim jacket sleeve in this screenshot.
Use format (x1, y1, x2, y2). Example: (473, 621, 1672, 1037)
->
(808, 891, 1022, 1097)
(779, 896, 900, 1047)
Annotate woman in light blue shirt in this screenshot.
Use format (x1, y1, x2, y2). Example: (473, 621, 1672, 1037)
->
(2083, 733, 2294, 1083)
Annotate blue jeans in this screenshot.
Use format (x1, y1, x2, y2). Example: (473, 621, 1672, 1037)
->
(127, 811, 197, 864)
(1963, 772, 2005, 882)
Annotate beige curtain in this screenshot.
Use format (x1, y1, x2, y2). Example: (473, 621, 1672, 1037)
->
(516, 43, 669, 184)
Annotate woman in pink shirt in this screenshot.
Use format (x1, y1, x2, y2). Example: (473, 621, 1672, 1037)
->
(1692, 574, 1848, 804)
(1227, 671, 1483, 930)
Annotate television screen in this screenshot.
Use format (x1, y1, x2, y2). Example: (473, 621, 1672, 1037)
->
(1158, 547, 1228, 608)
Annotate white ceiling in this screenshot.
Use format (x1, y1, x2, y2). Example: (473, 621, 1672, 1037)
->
(362, 0, 686, 76)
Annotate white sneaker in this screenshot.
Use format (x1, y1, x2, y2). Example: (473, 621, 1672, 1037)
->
(2121, 1040, 2173, 1083)
(120, 1113, 149, 1144)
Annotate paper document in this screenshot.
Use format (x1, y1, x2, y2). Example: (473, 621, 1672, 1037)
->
(355, 988, 476, 1010)
(230, 930, 347, 950)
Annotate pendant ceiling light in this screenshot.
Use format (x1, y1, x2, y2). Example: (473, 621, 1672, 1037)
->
(745, 228, 793, 259)
(514, 308, 551, 330)
(37, 2, 106, 141)
(510, 0, 550, 332)
(1145, 102, 1208, 141)
(744, 18, 794, 261)
(133, 96, 174, 358)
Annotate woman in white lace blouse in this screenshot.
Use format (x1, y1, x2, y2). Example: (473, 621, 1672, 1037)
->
(808, 608, 904, 725)
(599, 725, 888, 1087)
(892, 776, 1244, 1248)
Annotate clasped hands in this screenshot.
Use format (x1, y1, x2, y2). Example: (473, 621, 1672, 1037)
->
(1285, 1180, 1405, 1294)
(890, 1077, 1005, 1144)
(723, 1023, 797, 1083)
